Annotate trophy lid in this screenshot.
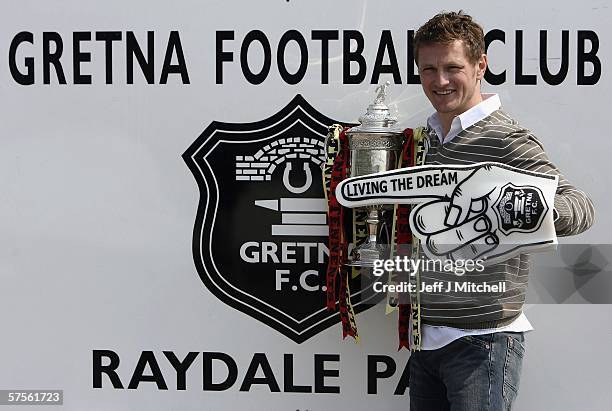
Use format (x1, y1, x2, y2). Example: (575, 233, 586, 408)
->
(349, 81, 403, 134)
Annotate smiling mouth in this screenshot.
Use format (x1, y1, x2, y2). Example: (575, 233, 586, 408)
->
(434, 90, 455, 96)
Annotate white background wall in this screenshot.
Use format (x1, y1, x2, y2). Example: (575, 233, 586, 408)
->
(0, 1, 610, 410)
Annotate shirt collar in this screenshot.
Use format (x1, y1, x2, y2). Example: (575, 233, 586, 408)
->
(427, 93, 501, 144)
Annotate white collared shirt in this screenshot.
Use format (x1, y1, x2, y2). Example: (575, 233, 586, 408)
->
(419, 93, 534, 350)
(426, 93, 501, 144)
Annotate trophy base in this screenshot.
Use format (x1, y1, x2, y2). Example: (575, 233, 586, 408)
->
(345, 243, 386, 268)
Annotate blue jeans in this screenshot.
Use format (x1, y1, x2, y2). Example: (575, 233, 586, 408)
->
(409, 332, 526, 411)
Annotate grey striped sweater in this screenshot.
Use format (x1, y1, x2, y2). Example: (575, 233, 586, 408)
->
(417, 109, 595, 329)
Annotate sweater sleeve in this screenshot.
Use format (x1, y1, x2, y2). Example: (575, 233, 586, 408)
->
(500, 129, 595, 236)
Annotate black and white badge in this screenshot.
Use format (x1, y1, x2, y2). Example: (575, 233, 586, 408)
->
(183, 95, 381, 343)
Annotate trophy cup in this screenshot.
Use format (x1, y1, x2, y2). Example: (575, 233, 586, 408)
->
(345, 82, 405, 267)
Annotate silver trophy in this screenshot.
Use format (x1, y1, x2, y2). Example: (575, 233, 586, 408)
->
(345, 82, 405, 267)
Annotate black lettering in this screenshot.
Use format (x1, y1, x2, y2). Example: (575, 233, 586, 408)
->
(283, 354, 312, 393)
(312, 30, 339, 84)
(539, 30, 569, 85)
(343, 30, 366, 84)
(73, 32, 92, 84)
(160, 31, 189, 84)
(406, 30, 420, 84)
(216, 30, 234, 84)
(241, 30, 271, 85)
(95, 31, 122, 84)
(314, 354, 340, 394)
(92, 350, 124, 389)
(9, 31, 34, 85)
(577, 30, 601, 85)
(371, 30, 401, 84)
(127, 351, 168, 390)
(515, 30, 537, 85)
(393, 359, 410, 395)
(239, 353, 280, 392)
(163, 351, 198, 391)
(277, 30, 308, 85)
(203, 352, 238, 391)
(484, 29, 506, 85)
(43, 32, 66, 85)
(367, 355, 395, 394)
(126, 31, 154, 84)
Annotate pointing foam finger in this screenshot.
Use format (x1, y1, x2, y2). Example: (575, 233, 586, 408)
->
(335, 165, 472, 208)
(420, 214, 493, 256)
(447, 235, 499, 262)
(411, 200, 452, 235)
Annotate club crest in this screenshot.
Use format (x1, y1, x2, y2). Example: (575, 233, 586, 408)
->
(183, 95, 381, 343)
(494, 183, 548, 235)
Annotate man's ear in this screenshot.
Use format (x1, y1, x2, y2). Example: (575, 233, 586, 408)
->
(477, 54, 488, 80)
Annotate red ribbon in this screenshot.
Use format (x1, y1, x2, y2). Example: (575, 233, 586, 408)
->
(326, 128, 349, 311)
(398, 128, 415, 350)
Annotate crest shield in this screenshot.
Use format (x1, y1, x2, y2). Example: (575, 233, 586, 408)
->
(183, 95, 382, 343)
(494, 182, 548, 235)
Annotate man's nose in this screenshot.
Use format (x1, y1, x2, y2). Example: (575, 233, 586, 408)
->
(434, 71, 450, 86)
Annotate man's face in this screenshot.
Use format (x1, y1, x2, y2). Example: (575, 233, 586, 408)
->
(417, 40, 487, 120)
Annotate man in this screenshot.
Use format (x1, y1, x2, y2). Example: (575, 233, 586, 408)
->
(408, 11, 594, 410)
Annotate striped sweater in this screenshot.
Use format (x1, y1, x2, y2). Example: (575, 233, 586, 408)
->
(417, 109, 595, 328)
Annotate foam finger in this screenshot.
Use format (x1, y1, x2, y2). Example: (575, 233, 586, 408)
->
(411, 200, 452, 235)
(335, 165, 473, 208)
(424, 214, 493, 256)
(447, 234, 499, 261)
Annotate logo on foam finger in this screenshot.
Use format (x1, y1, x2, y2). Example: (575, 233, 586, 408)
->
(494, 183, 548, 235)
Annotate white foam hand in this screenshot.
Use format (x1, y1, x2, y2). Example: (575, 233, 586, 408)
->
(336, 163, 559, 264)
